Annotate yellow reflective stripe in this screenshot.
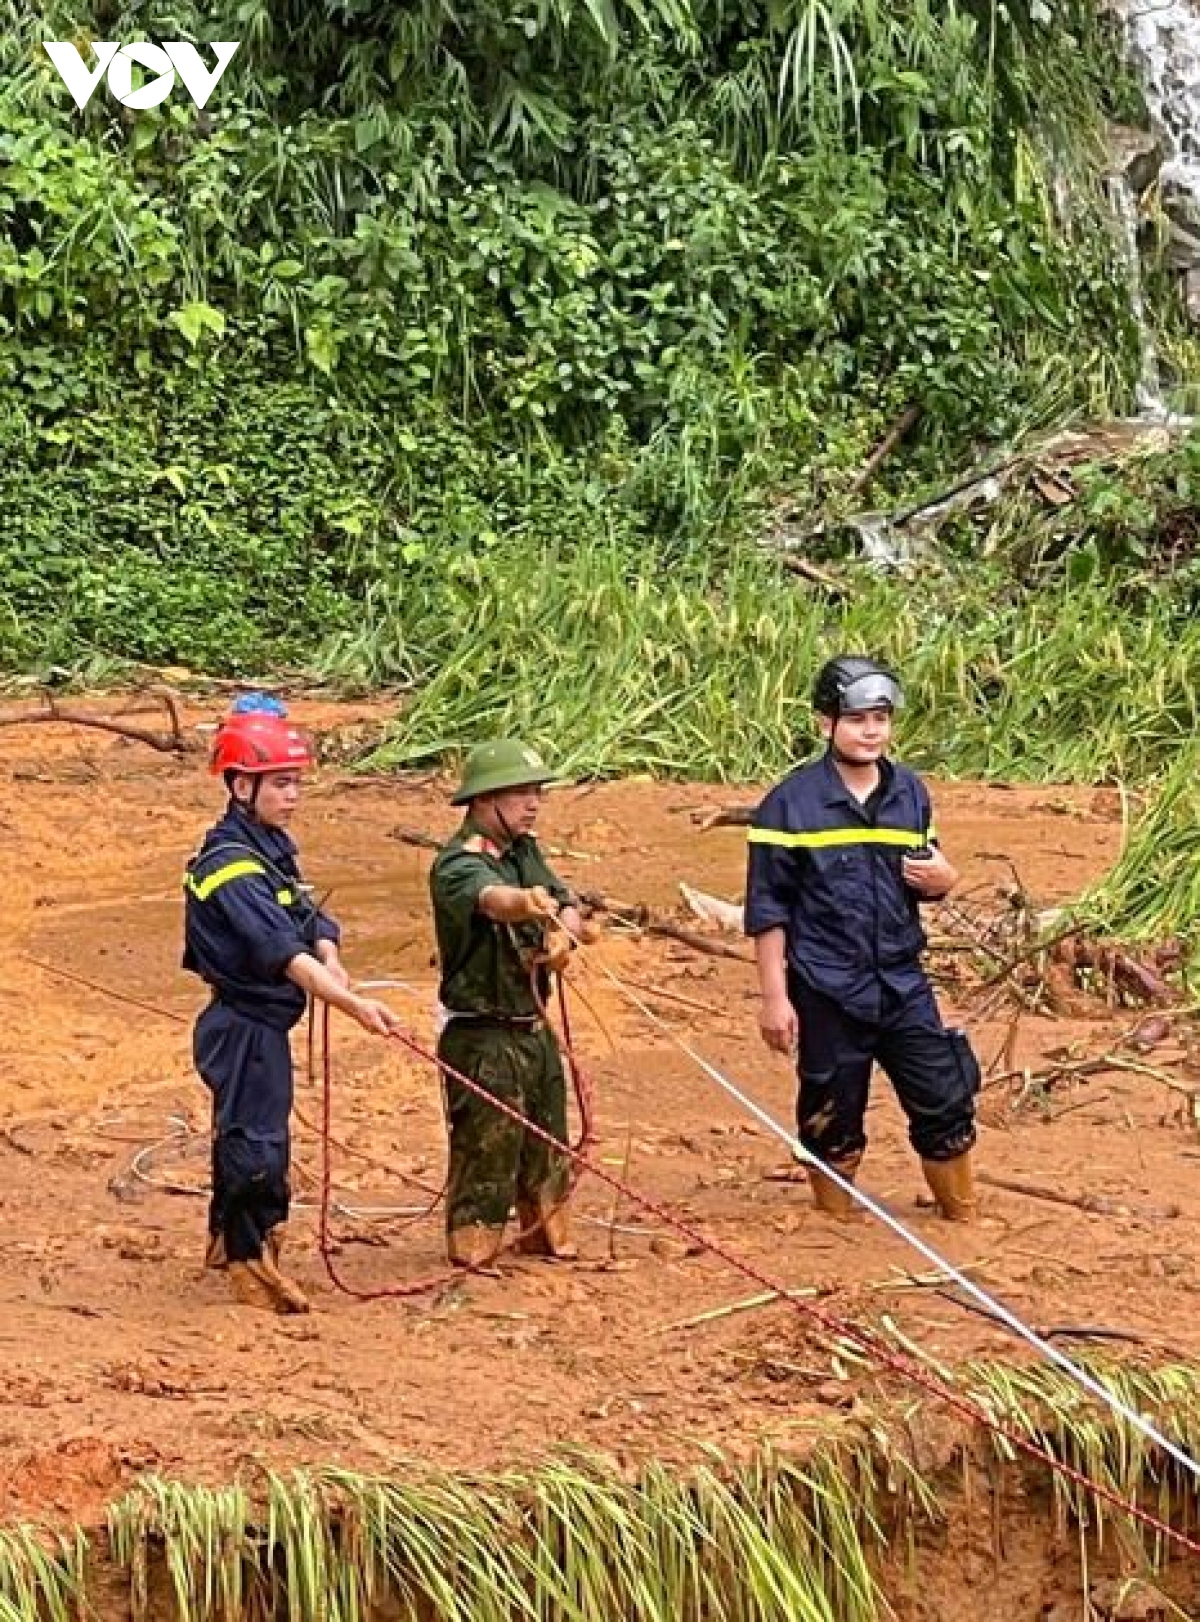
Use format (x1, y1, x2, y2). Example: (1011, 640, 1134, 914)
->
(275, 887, 295, 905)
(747, 826, 927, 850)
(185, 858, 267, 900)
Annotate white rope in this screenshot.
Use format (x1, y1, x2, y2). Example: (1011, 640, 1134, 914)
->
(581, 952, 1200, 1484)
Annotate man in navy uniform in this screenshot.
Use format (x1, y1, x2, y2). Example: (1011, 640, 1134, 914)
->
(184, 701, 401, 1312)
(745, 656, 980, 1221)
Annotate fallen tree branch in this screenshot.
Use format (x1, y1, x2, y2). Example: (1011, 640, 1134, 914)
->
(986, 1050, 1199, 1103)
(578, 890, 755, 961)
(930, 1286, 1162, 1348)
(976, 1170, 1180, 1221)
(0, 692, 195, 753)
(780, 555, 849, 595)
(849, 403, 922, 496)
(976, 922, 1086, 988)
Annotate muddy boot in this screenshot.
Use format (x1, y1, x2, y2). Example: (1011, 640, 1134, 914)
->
(447, 1223, 507, 1269)
(516, 1196, 578, 1260)
(807, 1153, 863, 1221)
(922, 1151, 977, 1222)
(204, 1232, 227, 1271)
(228, 1260, 285, 1313)
(228, 1256, 310, 1314)
(256, 1252, 310, 1312)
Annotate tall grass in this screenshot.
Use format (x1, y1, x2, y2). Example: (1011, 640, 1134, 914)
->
(0, 1524, 86, 1622)
(0, 1360, 1194, 1619)
(315, 540, 1200, 786)
(1069, 744, 1200, 981)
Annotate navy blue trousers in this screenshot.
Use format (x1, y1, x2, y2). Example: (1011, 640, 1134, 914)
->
(194, 1003, 293, 1263)
(790, 973, 978, 1164)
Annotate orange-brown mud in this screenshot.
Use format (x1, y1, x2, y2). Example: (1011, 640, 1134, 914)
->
(2, 700, 1198, 1612)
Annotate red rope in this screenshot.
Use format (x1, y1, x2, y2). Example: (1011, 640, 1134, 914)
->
(350, 1017, 1200, 1559)
(314, 986, 596, 1301)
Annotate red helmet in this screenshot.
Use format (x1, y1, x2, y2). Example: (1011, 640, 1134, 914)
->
(209, 712, 315, 776)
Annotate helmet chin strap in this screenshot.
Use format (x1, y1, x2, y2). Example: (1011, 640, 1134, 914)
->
(226, 772, 264, 819)
(494, 803, 519, 847)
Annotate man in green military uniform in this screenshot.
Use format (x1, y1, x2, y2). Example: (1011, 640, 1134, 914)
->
(430, 739, 585, 1268)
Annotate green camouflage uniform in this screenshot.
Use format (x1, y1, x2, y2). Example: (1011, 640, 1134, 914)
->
(430, 817, 575, 1233)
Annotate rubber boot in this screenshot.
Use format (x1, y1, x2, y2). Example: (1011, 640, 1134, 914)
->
(447, 1223, 507, 1269)
(516, 1195, 578, 1260)
(228, 1255, 310, 1314)
(807, 1153, 863, 1221)
(922, 1150, 977, 1221)
(266, 1223, 286, 1267)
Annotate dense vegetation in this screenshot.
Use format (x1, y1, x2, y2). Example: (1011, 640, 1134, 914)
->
(1, 0, 1179, 719)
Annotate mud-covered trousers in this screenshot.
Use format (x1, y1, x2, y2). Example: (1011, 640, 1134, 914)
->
(194, 1000, 293, 1263)
(438, 1019, 570, 1233)
(789, 972, 979, 1165)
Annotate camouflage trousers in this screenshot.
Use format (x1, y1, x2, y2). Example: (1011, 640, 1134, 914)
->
(438, 1019, 570, 1233)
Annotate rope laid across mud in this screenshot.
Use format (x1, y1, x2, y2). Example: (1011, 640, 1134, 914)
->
(5, 1360, 1200, 1622)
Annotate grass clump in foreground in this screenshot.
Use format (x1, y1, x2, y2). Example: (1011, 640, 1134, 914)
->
(2, 1361, 1199, 1619)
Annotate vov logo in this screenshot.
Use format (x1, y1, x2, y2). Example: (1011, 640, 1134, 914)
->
(42, 41, 240, 110)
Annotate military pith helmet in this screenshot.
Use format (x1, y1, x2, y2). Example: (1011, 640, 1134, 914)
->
(450, 739, 557, 805)
(812, 655, 903, 717)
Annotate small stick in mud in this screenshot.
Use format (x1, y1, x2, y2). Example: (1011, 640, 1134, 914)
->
(977, 1170, 1180, 1221)
(648, 923, 754, 963)
(650, 1286, 825, 1335)
(689, 805, 755, 830)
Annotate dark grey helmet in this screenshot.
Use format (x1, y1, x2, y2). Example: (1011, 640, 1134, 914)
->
(812, 655, 903, 717)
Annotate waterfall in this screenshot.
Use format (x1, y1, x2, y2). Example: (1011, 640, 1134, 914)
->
(1104, 169, 1169, 416)
(1108, 1, 1200, 419)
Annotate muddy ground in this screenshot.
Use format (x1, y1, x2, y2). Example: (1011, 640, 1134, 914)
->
(1, 698, 1198, 1610)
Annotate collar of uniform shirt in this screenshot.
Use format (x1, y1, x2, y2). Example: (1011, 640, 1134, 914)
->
(818, 750, 894, 815)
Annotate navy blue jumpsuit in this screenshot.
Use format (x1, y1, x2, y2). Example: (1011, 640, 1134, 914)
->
(182, 806, 340, 1262)
(744, 753, 978, 1166)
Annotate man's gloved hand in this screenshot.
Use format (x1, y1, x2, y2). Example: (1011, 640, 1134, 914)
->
(536, 922, 574, 975)
(512, 884, 560, 923)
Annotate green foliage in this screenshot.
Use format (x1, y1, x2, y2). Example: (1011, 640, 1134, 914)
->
(0, 0, 1156, 683)
(1069, 746, 1200, 987)
(334, 533, 1200, 786)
